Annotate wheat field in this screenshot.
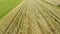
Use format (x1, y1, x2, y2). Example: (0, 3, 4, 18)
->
(0, 0, 60, 34)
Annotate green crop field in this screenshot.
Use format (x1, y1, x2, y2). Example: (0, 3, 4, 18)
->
(0, 0, 22, 19)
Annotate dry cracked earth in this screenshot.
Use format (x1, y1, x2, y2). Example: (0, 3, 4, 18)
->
(0, 0, 60, 34)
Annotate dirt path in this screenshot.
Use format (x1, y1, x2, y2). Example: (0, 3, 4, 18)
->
(0, 0, 60, 34)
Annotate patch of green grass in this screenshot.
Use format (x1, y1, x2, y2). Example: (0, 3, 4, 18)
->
(0, 0, 22, 19)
